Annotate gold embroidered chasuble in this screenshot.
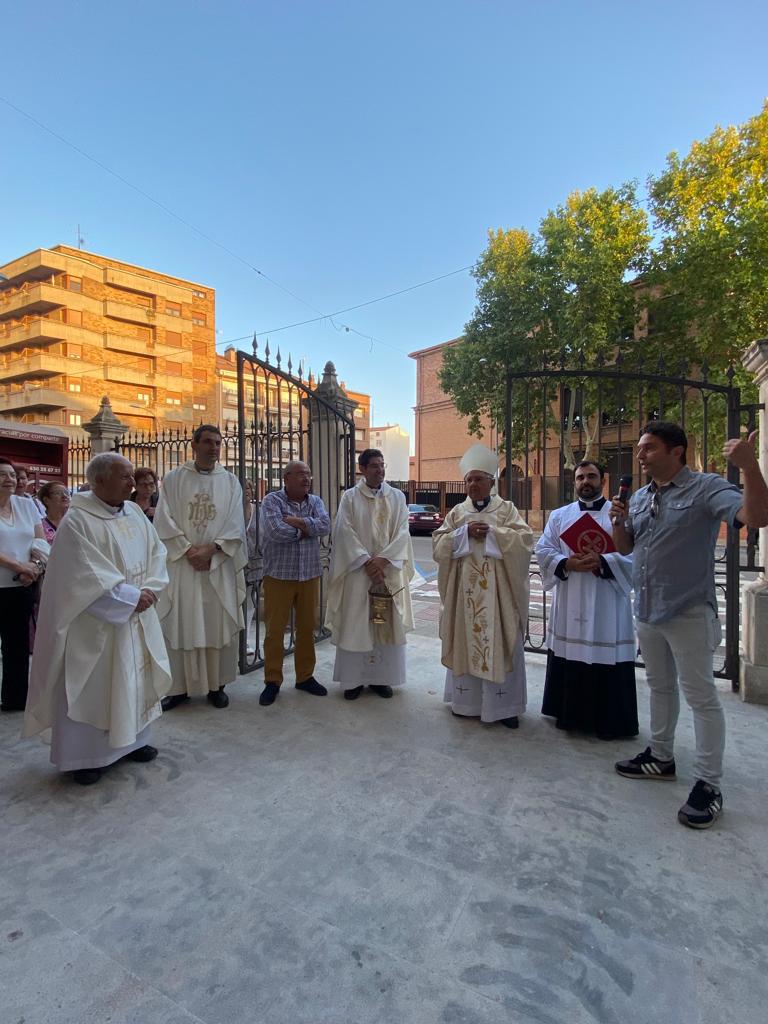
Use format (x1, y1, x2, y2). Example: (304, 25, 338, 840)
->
(434, 496, 533, 684)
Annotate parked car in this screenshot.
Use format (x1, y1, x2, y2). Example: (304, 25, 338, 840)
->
(408, 503, 443, 534)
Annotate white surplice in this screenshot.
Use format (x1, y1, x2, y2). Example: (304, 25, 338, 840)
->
(154, 462, 247, 697)
(23, 493, 172, 769)
(536, 501, 635, 665)
(433, 496, 533, 722)
(325, 479, 414, 689)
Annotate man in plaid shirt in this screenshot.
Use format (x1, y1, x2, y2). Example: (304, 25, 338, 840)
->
(258, 461, 331, 706)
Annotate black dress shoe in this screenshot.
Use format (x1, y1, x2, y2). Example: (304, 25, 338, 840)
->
(501, 716, 519, 729)
(161, 694, 189, 712)
(125, 745, 158, 763)
(369, 685, 393, 698)
(344, 685, 364, 701)
(295, 677, 327, 696)
(73, 768, 102, 786)
(207, 688, 229, 709)
(260, 683, 280, 706)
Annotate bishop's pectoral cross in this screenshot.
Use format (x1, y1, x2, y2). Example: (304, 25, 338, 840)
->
(455, 684, 469, 694)
(495, 689, 507, 698)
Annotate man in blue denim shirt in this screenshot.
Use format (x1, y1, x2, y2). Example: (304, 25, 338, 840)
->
(610, 421, 768, 829)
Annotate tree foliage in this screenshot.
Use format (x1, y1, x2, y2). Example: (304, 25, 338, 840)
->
(440, 102, 768, 469)
(439, 185, 650, 464)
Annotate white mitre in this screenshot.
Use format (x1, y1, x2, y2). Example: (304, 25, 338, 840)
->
(459, 444, 499, 478)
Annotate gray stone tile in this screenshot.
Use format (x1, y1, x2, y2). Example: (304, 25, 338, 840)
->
(434, 882, 699, 1024)
(255, 827, 474, 964)
(0, 892, 203, 1024)
(78, 855, 518, 1024)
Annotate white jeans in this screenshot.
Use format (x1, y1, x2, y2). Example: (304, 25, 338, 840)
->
(636, 603, 725, 788)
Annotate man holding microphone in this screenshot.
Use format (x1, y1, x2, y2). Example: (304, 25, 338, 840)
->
(610, 422, 768, 829)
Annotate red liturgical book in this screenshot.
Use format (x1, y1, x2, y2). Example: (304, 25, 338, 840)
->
(559, 513, 616, 556)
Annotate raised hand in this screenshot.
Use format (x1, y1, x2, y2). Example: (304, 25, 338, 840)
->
(724, 430, 759, 470)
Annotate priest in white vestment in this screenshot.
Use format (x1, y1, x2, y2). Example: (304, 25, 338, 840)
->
(325, 448, 414, 699)
(154, 425, 247, 710)
(433, 445, 533, 728)
(23, 454, 172, 786)
(536, 460, 638, 739)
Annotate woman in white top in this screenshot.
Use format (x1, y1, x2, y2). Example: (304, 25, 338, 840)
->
(0, 458, 49, 711)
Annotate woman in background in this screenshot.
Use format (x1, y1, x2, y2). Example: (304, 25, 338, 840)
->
(130, 467, 159, 520)
(0, 458, 49, 711)
(37, 481, 71, 544)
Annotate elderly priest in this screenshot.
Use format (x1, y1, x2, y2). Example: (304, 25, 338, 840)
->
(433, 445, 533, 728)
(536, 460, 637, 740)
(23, 454, 172, 785)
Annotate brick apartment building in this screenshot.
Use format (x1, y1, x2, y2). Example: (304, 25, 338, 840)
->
(410, 338, 503, 480)
(0, 246, 217, 438)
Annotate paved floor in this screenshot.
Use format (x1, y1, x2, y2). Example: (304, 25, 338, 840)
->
(2, 637, 767, 1024)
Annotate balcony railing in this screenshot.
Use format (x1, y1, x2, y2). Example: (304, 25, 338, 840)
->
(0, 383, 70, 413)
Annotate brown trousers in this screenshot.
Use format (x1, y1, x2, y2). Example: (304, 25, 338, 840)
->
(263, 575, 320, 685)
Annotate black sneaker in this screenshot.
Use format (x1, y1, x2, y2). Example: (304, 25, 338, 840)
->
(344, 685, 364, 701)
(678, 780, 723, 830)
(615, 746, 676, 780)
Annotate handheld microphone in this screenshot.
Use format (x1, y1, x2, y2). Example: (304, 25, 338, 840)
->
(618, 475, 632, 504)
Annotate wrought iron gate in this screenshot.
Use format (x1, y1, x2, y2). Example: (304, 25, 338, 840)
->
(236, 341, 356, 674)
(505, 353, 762, 689)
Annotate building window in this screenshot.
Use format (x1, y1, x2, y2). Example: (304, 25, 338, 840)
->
(165, 301, 182, 317)
(60, 275, 82, 293)
(166, 360, 183, 376)
(165, 330, 182, 347)
(136, 391, 151, 403)
(64, 343, 82, 359)
(68, 380, 81, 393)
(353, 408, 364, 419)
(191, 313, 207, 327)
(165, 391, 182, 406)
(356, 429, 366, 440)
(192, 289, 206, 299)
(68, 412, 82, 425)
(134, 294, 152, 308)
(64, 308, 83, 327)
(193, 368, 207, 383)
(136, 326, 152, 343)
(193, 402, 207, 411)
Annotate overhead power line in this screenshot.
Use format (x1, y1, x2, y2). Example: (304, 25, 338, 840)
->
(0, 95, 473, 358)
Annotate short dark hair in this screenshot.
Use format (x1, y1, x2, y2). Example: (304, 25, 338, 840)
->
(193, 424, 222, 443)
(133, 466, 158, 487)
(575, 460, 605, 480)
(640, 421, 687, 464)
(0, 458, 15, 470)
(358, 448, 384, 468)
(13, 464, 28, 477)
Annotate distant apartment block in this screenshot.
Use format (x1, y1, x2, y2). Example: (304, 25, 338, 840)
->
(369, 423, 410, 480)
(0, 246, 216, 437)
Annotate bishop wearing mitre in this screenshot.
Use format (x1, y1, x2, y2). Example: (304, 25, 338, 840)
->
(433, 445, 533, 728)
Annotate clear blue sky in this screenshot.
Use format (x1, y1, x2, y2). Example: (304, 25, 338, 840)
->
(2, 1, 766, 446)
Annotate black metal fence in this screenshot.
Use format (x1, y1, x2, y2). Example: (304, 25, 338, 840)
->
(505, 351, 761, 688)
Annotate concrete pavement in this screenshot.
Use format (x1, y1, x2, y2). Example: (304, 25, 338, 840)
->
(2, 636, 767, 1024)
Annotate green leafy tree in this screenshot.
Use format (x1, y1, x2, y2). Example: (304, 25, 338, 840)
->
(645, 101, 768, 466)
(439, 185, 650, 466)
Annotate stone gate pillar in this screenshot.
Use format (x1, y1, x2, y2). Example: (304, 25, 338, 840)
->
(309, 361, 357, 522)
(739, 339, 768, 703)
(82, 396, 128, 455)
